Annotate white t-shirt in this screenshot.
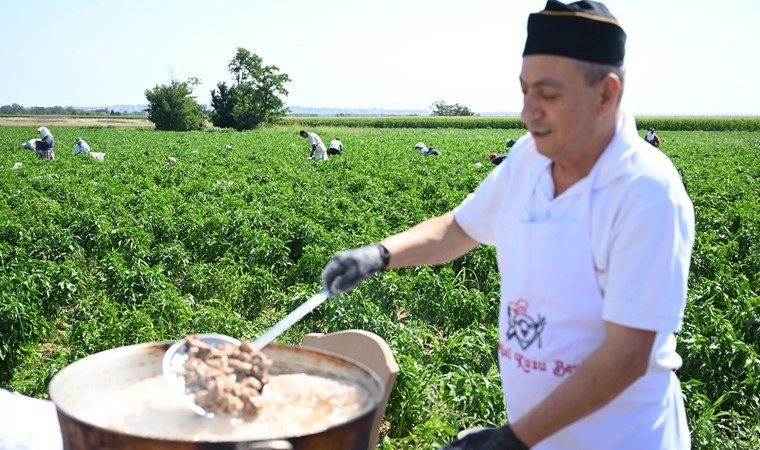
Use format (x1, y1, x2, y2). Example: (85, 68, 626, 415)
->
(454, 111, 695, 370)
(0, 388, 63, 449)
(328, 139, 342, 150)
(307, 132, 327, 160)
(307, 132, 326, 149)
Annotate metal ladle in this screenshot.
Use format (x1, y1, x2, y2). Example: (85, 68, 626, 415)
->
(162, 289, 331, 418)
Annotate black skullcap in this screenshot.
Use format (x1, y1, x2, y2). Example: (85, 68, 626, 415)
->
(523, 0, 626, 66)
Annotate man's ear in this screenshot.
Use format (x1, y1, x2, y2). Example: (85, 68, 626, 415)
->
(598, 73, 622, 115)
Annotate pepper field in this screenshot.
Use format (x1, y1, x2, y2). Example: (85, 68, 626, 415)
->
(0, 120, 757, 449)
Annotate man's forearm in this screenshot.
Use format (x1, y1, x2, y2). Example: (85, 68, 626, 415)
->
(381, 211, 478, 268)
(510, 324, 656, 446)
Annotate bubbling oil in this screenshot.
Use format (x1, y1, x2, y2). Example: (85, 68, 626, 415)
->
(74, 373, 372, 441)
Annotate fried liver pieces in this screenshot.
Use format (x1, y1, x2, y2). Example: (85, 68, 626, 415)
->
(182, 335, 273, 418)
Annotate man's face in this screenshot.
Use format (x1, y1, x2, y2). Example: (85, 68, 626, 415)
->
(520, 55, 601, 161)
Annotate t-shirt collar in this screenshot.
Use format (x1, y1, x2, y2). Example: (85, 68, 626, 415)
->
(592, 110, 641, 190)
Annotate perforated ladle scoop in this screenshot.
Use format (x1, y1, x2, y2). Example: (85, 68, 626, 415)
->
(162, 289, 331, 417)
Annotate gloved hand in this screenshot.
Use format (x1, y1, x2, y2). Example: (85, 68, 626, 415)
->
(439, 425, 529, 450)
(321, 243, 390, 295)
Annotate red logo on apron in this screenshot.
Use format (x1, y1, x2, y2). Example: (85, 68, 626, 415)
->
(506, 299, 547, 350)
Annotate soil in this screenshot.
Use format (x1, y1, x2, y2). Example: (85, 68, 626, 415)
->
(0, 117, 153, 127)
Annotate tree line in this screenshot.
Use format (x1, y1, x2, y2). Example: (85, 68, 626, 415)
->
(0, 104, 146, 116)
(145, 47, 476, 132)
(3, 46, 476, 131)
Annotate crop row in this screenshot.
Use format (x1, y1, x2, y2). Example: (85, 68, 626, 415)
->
(283, 116, 760, 132)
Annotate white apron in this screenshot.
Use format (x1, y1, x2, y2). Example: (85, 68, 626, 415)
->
(495, 149, 689, 449)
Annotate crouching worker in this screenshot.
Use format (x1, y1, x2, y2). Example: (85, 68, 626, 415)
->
(413, 142, 441, 156)
(72, 138, 90, 155)
(489, 153, 507, 165)
(300, 130, 328, 161)
(73, 138, 105, 161)
(36, 127, 55, 160)
(489, 139, 517, 166)
(328, 138, 343, 155)
(644, 127, 661, 147)
(24, 127, 55, 159)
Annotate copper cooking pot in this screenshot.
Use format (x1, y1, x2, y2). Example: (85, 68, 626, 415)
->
(48, 342, 384, 450)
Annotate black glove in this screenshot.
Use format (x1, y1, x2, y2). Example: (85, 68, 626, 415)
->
(440, 425, 529, 450)
(321, 243, 390, 295)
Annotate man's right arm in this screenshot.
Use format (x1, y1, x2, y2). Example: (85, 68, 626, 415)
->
(321, 211, 479, 295)
(381, 211, 479, 269)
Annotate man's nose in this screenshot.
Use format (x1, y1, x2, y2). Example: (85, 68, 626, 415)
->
(521, 95, 543, 122)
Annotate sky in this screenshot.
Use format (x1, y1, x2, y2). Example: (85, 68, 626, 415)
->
(1, 0, 758, 116)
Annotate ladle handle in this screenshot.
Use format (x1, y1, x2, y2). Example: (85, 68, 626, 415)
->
(252, 290, 330, 349)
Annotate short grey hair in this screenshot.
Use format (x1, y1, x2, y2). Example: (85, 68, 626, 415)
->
(576, 61, 625, 103)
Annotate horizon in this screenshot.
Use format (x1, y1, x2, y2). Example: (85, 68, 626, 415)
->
(1, 103, 757, 118)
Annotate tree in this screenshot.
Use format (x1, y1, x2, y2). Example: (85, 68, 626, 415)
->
(209, 82, 236, 129)
(430, 100, 475, 116)
(210, 48, 291, 131)
(144, 77, 205, 131)
(0, 103, 25, 114)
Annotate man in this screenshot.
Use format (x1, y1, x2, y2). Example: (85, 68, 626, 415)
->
(300, 130, 328, 161)
(645, 127, 661, 147)
(489, 139, 517, 165)
(34, 127, 55, 160)
(72, 138, 91, 156)
(413, 142, 441, 156)
(328, 137, 343, 156)
(320, 1, 694, 449)
(73, 138, 105, 161)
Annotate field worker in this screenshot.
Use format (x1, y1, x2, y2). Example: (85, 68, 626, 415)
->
(327, 137, 343, 155)
(489, 139, 517, 165)
(413, 142, 441, 156)
(489, 152, 507, 165)
(300, 130, 328, 161)
(645, 127, 661, 147)
(321, 1, 695, 449)
(34, 127, 55, 160)
(72, 138, 91, 155)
